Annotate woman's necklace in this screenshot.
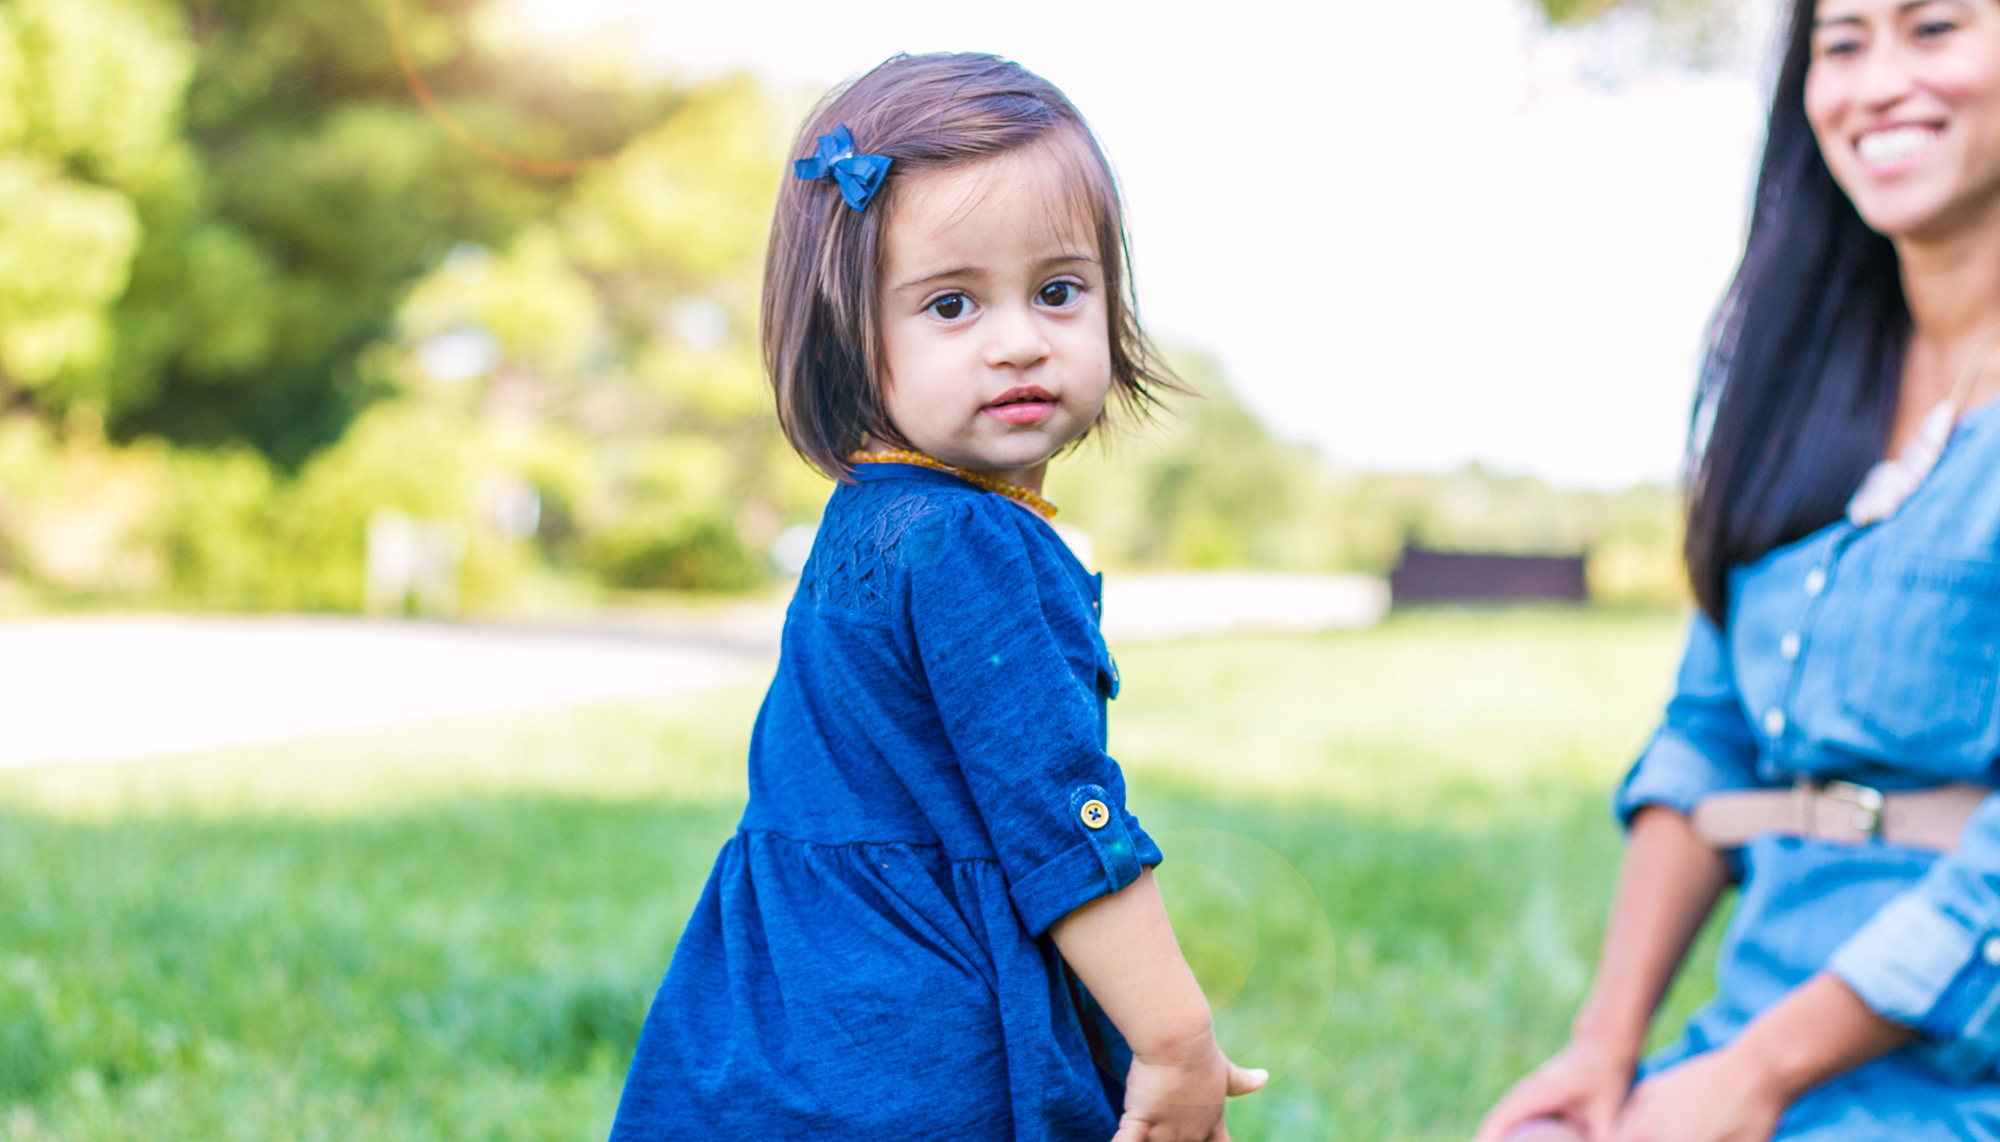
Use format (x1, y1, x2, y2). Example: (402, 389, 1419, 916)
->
(849, 448, 1060, 521)
(1846, 324, 2000, 526)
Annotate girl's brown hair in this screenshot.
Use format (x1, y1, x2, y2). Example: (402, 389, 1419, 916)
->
(761, 52, 1180, 479)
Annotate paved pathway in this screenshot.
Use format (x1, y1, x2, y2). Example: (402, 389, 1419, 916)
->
(0, 574, 1386, 769)
(0, 614, 774, 769)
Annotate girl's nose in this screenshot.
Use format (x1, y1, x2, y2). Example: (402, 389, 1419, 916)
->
(981, 303, 1051, 370)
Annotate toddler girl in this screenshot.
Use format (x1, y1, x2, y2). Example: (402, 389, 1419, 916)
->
(609, 52, 1264, 1142)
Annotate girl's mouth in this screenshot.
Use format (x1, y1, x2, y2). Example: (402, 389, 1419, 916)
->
(983, 386, 1057, 425)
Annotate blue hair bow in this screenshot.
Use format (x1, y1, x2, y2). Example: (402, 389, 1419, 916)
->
(794, 124, 892, 212)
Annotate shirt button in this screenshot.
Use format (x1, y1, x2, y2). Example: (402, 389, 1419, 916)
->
(1763, 707, 1787, 737)
(1079, 799, 1110, 830)
(1984, 936, 2000, 966)
(1804, 568, 1827, 596)
(1779, 632, 1802, 662)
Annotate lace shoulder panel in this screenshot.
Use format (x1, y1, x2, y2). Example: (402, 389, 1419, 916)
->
(801, 483, 976, 618)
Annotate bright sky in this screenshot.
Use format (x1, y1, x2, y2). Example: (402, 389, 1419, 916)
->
(509, 0, 1774, 489)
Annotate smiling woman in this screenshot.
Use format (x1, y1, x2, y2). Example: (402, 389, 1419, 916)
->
(1476, 2, 2000, 1141)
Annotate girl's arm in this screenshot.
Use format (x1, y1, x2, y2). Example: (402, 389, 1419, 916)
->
(1476, 806, 1732, 1142)
(1049, 868, 1267, 1142)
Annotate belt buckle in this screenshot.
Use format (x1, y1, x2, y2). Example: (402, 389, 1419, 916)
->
(1819, 780, 1886, 839)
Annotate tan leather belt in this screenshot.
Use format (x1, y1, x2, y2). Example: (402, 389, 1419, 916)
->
(1692, 781, 1992, 853)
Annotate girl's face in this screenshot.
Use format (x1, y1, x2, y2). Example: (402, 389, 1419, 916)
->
(1806, 0, 2000, 240)
(875, 139, 1112, 491)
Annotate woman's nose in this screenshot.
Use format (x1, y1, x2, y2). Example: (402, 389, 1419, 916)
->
(1855, 41, 1919, 109)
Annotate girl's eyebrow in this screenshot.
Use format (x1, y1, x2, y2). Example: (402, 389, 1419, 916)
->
(893, 253, 1101, 292)
(895, 266, 981, 291)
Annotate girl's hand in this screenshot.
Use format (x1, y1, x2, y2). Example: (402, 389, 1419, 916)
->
(1110, 1027, 1267, 1142)
(1607, 1047, 1785, 1142)
(1473, 1036, 1635, 1142)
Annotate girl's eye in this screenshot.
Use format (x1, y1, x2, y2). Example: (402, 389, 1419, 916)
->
(929, 294, 967, 320)
(1915, 19, 1958, 41)
(1038, 281, 1080, 307)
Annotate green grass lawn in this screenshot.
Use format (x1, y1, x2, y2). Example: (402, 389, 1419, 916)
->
(0, 608, 1727, 1141)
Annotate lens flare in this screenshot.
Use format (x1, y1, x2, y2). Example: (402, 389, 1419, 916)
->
(387, 0, 625, 176)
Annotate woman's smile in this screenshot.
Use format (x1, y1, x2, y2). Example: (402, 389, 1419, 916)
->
(1855, 121, 1946, 172)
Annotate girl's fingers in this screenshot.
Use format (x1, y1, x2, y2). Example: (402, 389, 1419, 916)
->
(1225, 1063, 1269, 1096)
(1108, 1116, 1148, 1142)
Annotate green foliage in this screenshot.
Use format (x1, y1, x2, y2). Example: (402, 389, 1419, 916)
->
(0, 4, 816, 604)
(588, 516, 762, 592)
(0, 0, 184, 394)
(1049, 354, 1686, 605)
(0, 612, 1716, 1140)
(1531, 0, 1722, 26)
(0, 0, 700, 461)
(1536, 0, 1624, 23)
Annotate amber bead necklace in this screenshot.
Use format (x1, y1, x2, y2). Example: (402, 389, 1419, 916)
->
(849, 448, 1059, 521)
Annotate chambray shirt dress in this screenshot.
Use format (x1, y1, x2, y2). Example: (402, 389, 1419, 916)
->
(609, 463, 1160, 1141)
(1619, 399, 2000, 1138)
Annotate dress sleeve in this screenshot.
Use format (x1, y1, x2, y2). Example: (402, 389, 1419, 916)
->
(903, 501, 1161, 938)
(1613, 612, 1763, 826)
(1826, 794, 2000, 1080)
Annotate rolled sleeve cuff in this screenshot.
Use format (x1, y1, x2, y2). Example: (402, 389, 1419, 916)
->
(1613, 726, 1757, 826)
(1007, 796, 1163, 938)
(1827, 891, 2000, 1081)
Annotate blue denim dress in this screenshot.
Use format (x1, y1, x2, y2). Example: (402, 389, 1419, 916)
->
(609, 463, 1160, 1141)
(1619, 400, 2000, 1138)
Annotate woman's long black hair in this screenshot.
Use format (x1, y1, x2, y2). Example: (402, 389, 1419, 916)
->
(1685, 0, 1907, 624)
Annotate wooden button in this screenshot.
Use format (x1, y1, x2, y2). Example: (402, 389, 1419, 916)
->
(1079, 799, 1110, 830)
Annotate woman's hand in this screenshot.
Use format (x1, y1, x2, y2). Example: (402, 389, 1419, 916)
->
(1606, 1048, 1784, 1142)
(1473, 1035, 1635, 1142)
(1478, 807, 1731, 1142)
(1112, 1025, 1267, 1142)
(1607, 973, 1910, 1142)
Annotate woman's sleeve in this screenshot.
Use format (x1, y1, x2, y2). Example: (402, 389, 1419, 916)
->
(1613, 612, 1764, 825)
(1826, 796, 2000, 1079)
(903, 502, 1161, 938)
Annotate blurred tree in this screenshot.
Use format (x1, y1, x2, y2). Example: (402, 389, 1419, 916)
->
(1532, 0, 1726, 24)
(390, 74, 820, 594)
(0, 0, 185, 405)
(1529, 0, 1746, 71)
(0, 0, 691, 467)
(1047, 352, 1686, 606)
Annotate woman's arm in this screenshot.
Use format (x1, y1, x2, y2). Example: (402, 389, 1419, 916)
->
(1574, 806, 1733, 1065)
(1476, 806, 1731, 1142)
(1607, 974, 1910, 1142)
(1049, 868, 1266, 1142)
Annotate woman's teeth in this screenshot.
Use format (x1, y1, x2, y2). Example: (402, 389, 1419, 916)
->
(1858, 126, 1941, 165)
